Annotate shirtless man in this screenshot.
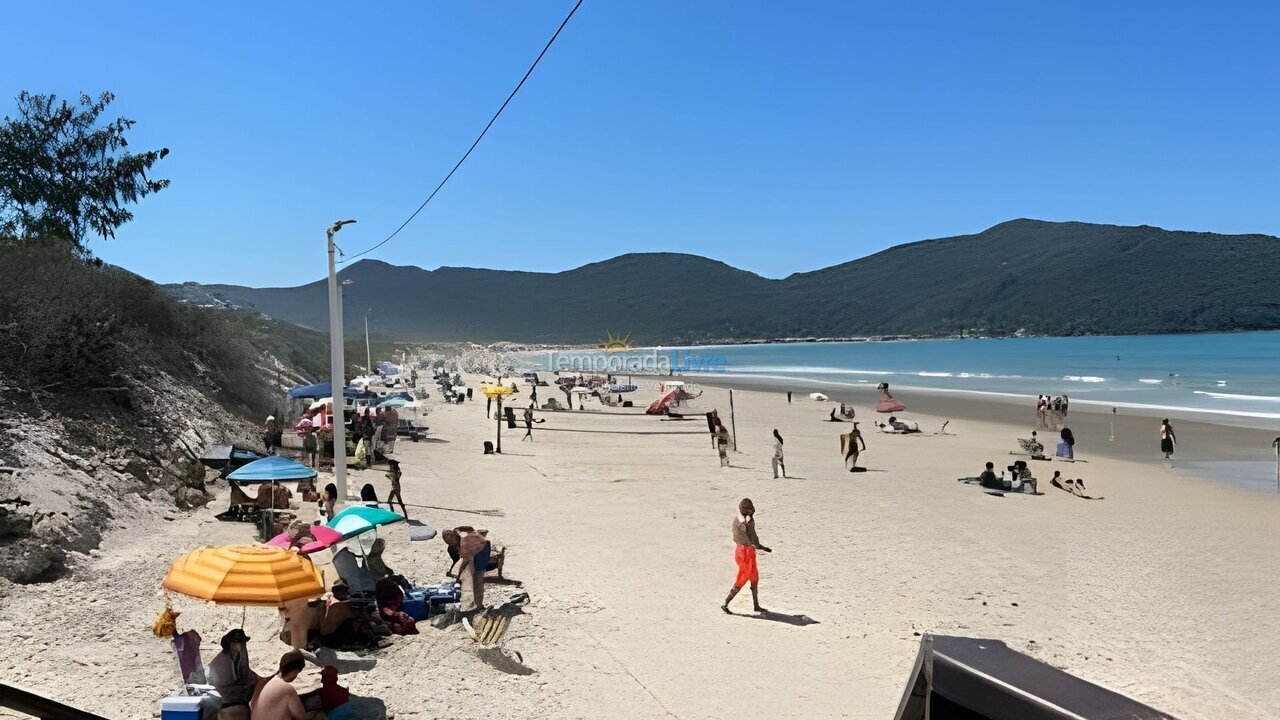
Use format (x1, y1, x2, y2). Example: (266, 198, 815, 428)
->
(251, 650, 324, 720)
(841, 423, 867, 471)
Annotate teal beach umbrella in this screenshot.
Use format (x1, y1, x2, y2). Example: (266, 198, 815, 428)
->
(326, 505, 406, 539)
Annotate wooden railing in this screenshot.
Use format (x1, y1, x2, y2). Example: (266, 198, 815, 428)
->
(0, 683, 110, 720)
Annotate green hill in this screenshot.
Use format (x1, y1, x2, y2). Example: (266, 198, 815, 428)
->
(166, 219, 1280, 344)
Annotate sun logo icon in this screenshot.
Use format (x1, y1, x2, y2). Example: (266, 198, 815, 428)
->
(597, 330, 634, 354)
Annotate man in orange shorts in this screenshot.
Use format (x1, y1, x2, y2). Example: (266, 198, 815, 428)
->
(722, 498, 772, 614)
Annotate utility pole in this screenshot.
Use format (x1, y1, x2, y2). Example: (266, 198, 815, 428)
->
(365, 310, 373, 375)
(729, 388, 738, 451)
(327, 219, 356, 501)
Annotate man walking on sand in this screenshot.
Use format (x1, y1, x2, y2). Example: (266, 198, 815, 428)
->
(723, 498, 771, 614)
(523, 404, 535, 441)
(841, 423, 866, 471)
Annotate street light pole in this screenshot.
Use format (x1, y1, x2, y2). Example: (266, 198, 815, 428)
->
(365, 310, 372, 375)
(326, 219, 356, 501)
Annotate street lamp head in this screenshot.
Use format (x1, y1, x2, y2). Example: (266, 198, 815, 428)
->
(341, 279, 354, 286)
(326, 219, 357, 241)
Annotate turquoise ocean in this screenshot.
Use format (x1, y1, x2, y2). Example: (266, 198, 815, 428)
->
(528, 331, 1280, 425)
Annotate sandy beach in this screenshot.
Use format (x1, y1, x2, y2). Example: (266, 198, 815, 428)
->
(1, 373, 1278, 719)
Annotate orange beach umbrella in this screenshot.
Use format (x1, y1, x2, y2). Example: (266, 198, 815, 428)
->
(162, 544, 325, 607)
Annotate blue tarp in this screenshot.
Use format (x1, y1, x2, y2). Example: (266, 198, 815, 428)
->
(288, 382, 369, 399)
(227, 455, 318, 483)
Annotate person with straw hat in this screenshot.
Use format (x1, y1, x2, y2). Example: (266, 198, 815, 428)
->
(208, 628, 261, 719)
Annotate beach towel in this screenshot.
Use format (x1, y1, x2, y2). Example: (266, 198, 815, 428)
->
(877, 399, 906, 413)
(172, 629, 205, 684)
(734, 544, 758, 587)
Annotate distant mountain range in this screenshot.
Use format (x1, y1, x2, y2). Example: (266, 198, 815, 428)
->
(165, 219, 1280, 344)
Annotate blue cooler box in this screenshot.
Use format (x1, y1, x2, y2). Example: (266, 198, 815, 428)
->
(402, 590, 429, 620)
(160, 694, 215, 720)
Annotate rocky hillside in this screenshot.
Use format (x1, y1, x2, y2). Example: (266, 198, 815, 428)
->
(0, 245, 322, 583)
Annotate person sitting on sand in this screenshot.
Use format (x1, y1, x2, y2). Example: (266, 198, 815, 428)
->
(208, 628, 261, 720)
(320, 483, 337, 520)
(840, 403, 855, 419)
(979, 462, 1002, 489)
(374, 578, 419, 636)
(722, 498, 772, 614)
(1006, 460, 1039, 493)
(250, 650, 322, 720)
(256, 481, 293, 510)
(319, 582, 379, 649)
(301, 666, 349, 716)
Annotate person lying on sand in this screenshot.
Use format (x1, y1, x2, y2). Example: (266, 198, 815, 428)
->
(1050, 472, 1098, 499)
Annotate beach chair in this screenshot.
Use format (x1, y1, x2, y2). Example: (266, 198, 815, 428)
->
(332, 547, 378, 599)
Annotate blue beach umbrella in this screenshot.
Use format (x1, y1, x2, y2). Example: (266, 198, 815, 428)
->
(226, 456, 318, 483)
(326, 505, 406, 539)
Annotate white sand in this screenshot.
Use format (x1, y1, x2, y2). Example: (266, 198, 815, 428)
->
(1, 376, 1278, 719)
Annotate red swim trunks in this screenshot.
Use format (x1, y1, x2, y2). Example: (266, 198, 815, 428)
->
(734, 544, 758, 587)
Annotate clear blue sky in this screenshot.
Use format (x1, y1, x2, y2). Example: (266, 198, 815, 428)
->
(5, 1, 1279, 286)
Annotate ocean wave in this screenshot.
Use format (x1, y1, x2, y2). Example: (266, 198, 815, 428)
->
(727, 365, 895, 376)
(918, 371, 954, 377)
(1193, 391, 1280, 402)
(1138, 378, 1163, 384)
(1063, 375, 1108, 383)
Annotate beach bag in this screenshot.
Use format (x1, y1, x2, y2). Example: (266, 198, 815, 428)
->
(483, 441, 494, 455)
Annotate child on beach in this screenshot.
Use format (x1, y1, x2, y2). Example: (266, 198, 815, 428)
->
(723, 498, 771, 614)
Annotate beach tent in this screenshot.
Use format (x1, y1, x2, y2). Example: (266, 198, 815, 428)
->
(162, 545, 325, 607)
(288, 382, 369, 400)
(377, 396, 409, 409)
(646, 388, 680, 415)
(227, 456, 317, 483)
(894, 635, 1178, 720)
(198, 444, 267, 474)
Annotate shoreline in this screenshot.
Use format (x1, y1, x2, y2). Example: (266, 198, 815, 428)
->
(639, 372, 1280, 494)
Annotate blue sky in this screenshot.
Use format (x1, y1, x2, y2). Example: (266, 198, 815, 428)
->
(4, 1, 1278, 286)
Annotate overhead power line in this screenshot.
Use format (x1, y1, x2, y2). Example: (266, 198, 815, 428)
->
(341, 0, 585, 264)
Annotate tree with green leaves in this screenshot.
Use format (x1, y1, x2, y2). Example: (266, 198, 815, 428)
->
(0, 91, 169, 252)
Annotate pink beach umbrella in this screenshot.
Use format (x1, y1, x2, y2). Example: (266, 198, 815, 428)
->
(266, 524, 344, 555)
